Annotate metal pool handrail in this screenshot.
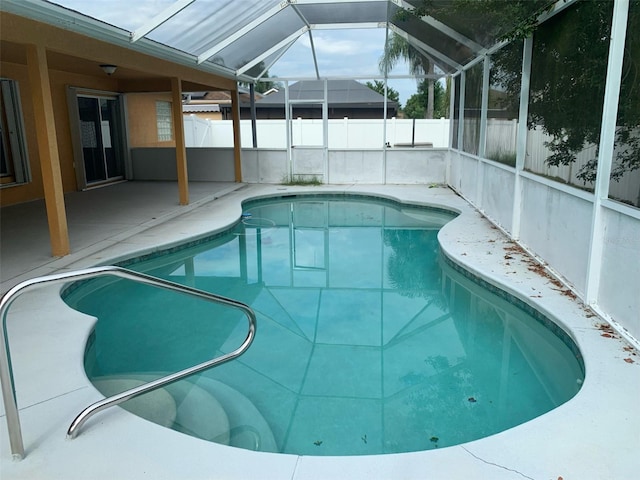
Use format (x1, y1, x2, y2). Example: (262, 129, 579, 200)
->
(0, 265, 257, 460)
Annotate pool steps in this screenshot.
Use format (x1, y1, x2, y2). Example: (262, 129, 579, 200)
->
(91, 374, 277, 451)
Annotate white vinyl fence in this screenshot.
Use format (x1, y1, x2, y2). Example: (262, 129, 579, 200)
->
(478, 119, 639, 206)
(183, 115, 450, 150)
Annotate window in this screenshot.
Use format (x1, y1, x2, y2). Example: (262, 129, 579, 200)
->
(0, 78, 30, 186)
(155, 100, 173, 142)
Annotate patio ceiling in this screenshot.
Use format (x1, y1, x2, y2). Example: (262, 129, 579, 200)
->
(4, 0, 560, 83)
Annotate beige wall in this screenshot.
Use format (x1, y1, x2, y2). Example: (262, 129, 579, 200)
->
(0, 61, 43, 206)
(127, 92, 176, 148)
(0, 12, 237, 208)
(0, 60, 124, 205)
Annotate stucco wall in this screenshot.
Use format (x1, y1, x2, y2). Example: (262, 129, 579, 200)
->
(480, 162, 515, 232)
(241, 149, 288, 183)
(448, 149, 640, 342)
(598, 207, 640, 339)
(127, 93, 175, 148)
(131, 147, 236, 182)
(0, 61, 120, 206)
(519, 176, 593, 295)
(0, 61, 43, 206)
(449, 151, 479, 203)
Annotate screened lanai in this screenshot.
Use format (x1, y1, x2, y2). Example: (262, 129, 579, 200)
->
(1, 0, 638, 346)
(1, 1, 639, 478)
(34, 0, 548, 80)
(14, 0, 634, 333)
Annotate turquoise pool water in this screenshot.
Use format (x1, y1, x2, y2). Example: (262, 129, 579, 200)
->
(65, 195, 584, 456)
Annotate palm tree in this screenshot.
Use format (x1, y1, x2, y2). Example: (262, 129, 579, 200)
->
(380, 33, 434, 118)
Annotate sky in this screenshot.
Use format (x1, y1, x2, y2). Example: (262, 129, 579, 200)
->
(51, 0, 421, 106)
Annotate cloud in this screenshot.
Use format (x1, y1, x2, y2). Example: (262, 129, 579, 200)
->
(300, 34, 362, 56)
(301, 30, 384, 55)
(51, 0, 171, 31)
(48, 1, 420, 103)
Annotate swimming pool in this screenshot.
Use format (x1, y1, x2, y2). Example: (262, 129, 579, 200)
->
(64, 194, 584, 456)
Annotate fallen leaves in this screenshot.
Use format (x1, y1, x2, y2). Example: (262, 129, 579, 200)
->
(596, 323, 617, 337)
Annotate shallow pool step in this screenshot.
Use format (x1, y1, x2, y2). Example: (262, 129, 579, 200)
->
(91, 376, 178, 428)
(90, 375, 231, 445)
(190, 375, 279, 452)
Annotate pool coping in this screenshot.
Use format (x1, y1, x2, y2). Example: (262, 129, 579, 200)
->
(1, 184, 638, 480)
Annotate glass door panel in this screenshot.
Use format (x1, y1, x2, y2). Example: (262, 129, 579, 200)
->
(100, 98, 124, 178)
(77, 95, 124, 185)
(78, 96, 106, 183)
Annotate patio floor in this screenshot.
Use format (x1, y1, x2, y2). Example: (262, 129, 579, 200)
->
(1, 181, 242, 293)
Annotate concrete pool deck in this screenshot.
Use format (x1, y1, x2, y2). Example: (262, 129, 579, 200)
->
(1, 182, 638, 479)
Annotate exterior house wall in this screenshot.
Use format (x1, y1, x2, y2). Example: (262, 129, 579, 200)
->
(50, 70, 122, 193)
(0, 60, 44, 206)
(0, 12, 236, 210)
(127, 93, 175, 148)
(0, 60, 121, 205)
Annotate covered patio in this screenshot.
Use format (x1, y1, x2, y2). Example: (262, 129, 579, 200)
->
(0, 181, 242, 292)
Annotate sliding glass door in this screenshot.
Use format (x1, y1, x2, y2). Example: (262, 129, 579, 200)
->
(76, 95, 125, 187)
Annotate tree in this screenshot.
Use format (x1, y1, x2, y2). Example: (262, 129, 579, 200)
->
(379, 34, 435, 118)
(241, 62, 282, 94)
(365, 80, 400, 106)
(404, 80, 447, 119)
(528, 1, 638, 184)
(408, 0, 640, 188)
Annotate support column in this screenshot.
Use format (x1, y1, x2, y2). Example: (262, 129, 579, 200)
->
(25, 44, 70, 256)
(231, 85, 243, 182)
(511, 37, 533, 240)
(585, 0, 630, 304)
(171, 77, 189, 205)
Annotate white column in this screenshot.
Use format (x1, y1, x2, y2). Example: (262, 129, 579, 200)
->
(511, 37, 533, 240)
(585, 0, 630, 304)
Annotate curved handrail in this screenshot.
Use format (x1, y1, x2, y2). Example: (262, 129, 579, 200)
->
(0, 265, 257, 460)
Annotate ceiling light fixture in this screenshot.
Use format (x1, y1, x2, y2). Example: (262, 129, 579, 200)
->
(100, 64, 117, 75)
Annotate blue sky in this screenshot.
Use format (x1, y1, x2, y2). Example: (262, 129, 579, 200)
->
(53, 0, 420, 106)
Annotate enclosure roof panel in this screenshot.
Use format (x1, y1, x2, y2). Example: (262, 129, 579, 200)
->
(5, 0, 564, 82)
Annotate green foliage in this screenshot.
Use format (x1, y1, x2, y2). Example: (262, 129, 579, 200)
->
(404, 80, 447, 119)
(406, 0, 555, 44)
(383, 229, 443, 299)
(525, 1, 639, 183)
(379, 33, 438, 117)
(254, 79, 281, 94)
(486, 150, 517, 167)
(241, 61, 282, 94)
(407, 0, 639, 183)
(365, 80, 401, 105)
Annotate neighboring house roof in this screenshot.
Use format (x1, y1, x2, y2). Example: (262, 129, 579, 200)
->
(256, 80, 397, 109)
(185, 86, 258, 104)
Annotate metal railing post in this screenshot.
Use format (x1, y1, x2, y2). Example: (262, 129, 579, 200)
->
(1, 266, 256, 460)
